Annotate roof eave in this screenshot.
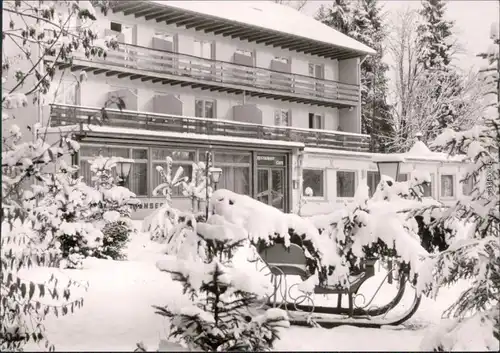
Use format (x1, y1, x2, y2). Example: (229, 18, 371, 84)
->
(110, 1, 374, 60)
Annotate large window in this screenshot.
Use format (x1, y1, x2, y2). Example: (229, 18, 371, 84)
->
(309, 113, 322, 130)
(308, 63, 324, 79)
(79, 145, 148, 196)
(151, 148, 195, 197)
(214, 152, 251, 195)
(440, 175, 455, 198)
(195, 99, 215, 119)
(367, 171, 380, 197)
(274, 109, 290, 126)
(303, 169, 324, 198)
(337, 171, 356, 198)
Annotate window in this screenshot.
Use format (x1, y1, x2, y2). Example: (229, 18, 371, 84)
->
(195, 99, 215, 119)
(462, 174, 475, 196)
(440, 175, 455, 198)
(236, 48, 253, 57)
(194, 39, 213, 59)
(308, 63, 324, 79)
(398, 173, 409, 182)
(151, 148, 195, 197)
(79, 145, 148, 196)
(153, 31, 176, 50)
(54, 81, 76, 105)
(422, 174, 434, 197)
(214, 152, 251, 195)
(302, 169, 324, 198)
(110, 22, 122, 32)
(109, 22, 134, 44)
(308, 113, 322, 129)
(274, 109, 290, 126)
(337, 171, 356, 198)
(367, 171, 380, 197)
(273, 56, 289, 64)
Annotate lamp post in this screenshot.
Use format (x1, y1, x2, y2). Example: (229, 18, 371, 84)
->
(204, 152, 223, 220)
(116, 158, 134, 187)
(372, 155, 404, 284)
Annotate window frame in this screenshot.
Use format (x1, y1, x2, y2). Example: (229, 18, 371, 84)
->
(440, 174, 456, 199)
(78, 144, 149, 197)
(274, 108, 291, 127)
(194, 98, 216, 119)
(366, 170, 380, 198)
(308, 112, 323, 130)
(150, 147, 196, 199)
(336, 170, 357, 199)
(153, 30, 178, 52)
(302, 168, 326, 200)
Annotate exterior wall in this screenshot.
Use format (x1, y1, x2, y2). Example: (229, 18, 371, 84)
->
(77, 73, 341, 131)
(300, 152, 466, 216)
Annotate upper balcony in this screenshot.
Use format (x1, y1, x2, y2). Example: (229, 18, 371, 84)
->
(52, 43, 360, 108)
(49, 104, 370, 152)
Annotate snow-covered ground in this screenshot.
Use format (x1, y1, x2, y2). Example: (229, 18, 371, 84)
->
(22, 223, 472, 352)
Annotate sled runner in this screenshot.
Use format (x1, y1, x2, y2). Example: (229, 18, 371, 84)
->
(257, 243, 421, 328)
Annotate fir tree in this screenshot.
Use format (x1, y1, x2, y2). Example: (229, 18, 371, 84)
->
(153, 216, 289, 351)
(315, 0, 352, 34)
(344, 0, 394, 152)
(416, 0, 460, 143)
(417, 0, 454, 71)
(417, 24, 500, 351)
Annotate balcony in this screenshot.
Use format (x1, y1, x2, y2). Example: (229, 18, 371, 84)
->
(51, 43, 360, 108)
(49, 104, 370, 152)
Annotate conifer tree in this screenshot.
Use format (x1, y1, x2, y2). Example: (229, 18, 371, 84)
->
(417, 23, 499, 351)
(153, 216, 289, 351)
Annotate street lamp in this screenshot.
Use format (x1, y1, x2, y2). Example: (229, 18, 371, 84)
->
(116, 158, 134, 187)
(209, 167, 223, 190)
(372, 155, 405, 186)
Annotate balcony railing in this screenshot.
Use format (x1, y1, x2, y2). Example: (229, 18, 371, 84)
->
(49, 104, 370, 152)
(67, 43, 359, 107)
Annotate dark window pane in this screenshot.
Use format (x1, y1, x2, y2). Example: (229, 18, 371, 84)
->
(152, 162, 192, 197)
(397, 173, 409, 182)
(214, 152, 251, 164)
(367, 171, 380, 197)
(129, 163, 148, 196)
(205, 101, 214, 119)
(257, 169, 269, 205)
(337, 171, 356, 198)
(132, 149, 148, 160)
(303, 169, 324, 197)
(271, 169, 284, 210)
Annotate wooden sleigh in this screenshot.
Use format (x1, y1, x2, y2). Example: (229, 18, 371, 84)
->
(257, 243, 422, 328)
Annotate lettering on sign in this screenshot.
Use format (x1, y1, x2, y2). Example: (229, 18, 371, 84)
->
(136, 200, 166, 210)
(257, 155, 286, 167)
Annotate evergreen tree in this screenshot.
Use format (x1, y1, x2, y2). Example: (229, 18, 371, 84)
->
(417, 25, 500, 351)
(153, 216, 289, 351)
(346, 0, 395, 152)
(315, 0, 352, 34)
(417, 0, 454, 71)
(416, 0, 459, 143)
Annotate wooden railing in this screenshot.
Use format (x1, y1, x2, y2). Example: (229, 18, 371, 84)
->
(72, 43, 360, 105)
(49, 104, 370, 151)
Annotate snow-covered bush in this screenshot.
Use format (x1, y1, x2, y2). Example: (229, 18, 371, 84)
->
(2, 0, 121, 348)
(85, 155, 139, 260)
(143, 156, 187, 242)
(152, 215, 289, 351)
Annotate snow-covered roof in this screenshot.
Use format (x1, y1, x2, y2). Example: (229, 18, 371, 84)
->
(150, 1, 376, 56)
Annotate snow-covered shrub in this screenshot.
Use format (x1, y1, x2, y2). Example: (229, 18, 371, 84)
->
(85, 155, 139, 260)
(152, 215, 289, 351)
(143, 156, 187, 242)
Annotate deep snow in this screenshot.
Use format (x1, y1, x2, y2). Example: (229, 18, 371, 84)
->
(22, 222, 473, 352)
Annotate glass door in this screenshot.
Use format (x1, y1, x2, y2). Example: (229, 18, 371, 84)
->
(256, 168, 285, 211)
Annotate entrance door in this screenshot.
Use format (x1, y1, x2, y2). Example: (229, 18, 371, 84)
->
(257, 168, 285, 210)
